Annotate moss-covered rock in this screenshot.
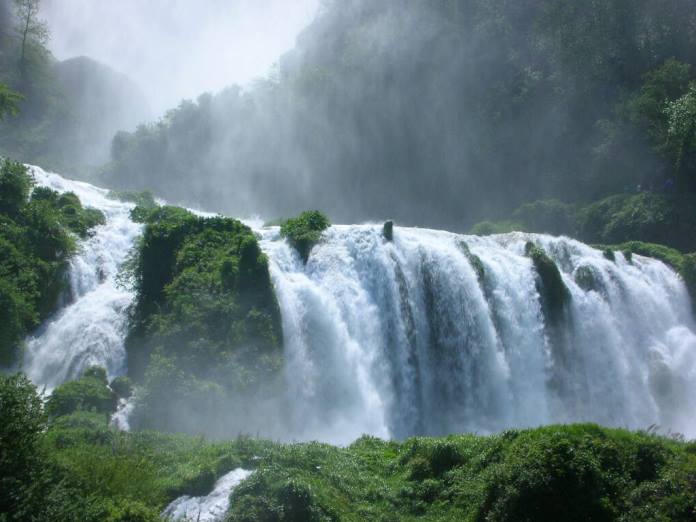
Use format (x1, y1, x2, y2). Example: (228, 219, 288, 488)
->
(574, 265, 603, 293)
(456, 240, 485, 282)
(383, 220, 394, 241)
(525, 242, 570, 324)
(123, 205, 282, 434)
(280, 210, 330, 263)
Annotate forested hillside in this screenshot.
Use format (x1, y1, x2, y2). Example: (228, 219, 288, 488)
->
(102, 0, 696, 230)
(0, 0, 148, 175)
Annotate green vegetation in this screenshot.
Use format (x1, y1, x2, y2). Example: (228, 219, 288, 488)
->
(100, 0, 696, 231)
(3, 371, 696, 521)
(0, 0, 149, 175)
(0, 160, 104, 366)
(109, 376, 133, 399)
(0, 82, 23, 119)
(472, 192, 696, 252)
(46, 366, 117, 419)
(280, 210, 330, 263)
(123, 206, 282, 435)
(525, 242, 569, 324)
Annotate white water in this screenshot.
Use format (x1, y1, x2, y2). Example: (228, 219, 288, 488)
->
(260, 225, 696, 442)
(21, 168, 696, 442)
(162, 468, 252, 521)
(23, 166, 141, 390)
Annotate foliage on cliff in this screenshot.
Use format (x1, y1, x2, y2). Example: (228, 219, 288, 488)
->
(280, 210, 330, 263)
(123, 205, 282, 435)
(0, 160, 104, 367)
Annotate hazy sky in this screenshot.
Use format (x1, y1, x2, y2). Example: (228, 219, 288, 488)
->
(41, 0, 319, 116)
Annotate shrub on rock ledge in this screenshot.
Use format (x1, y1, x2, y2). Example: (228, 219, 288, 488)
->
(280, 210, 330, 263)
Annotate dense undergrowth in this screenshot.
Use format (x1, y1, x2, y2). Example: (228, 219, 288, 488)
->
(0, 160, 104, 367)
(122, 205, 282, 435)
(2, 372, 696, 521)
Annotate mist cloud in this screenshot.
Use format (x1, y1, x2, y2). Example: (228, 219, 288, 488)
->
(41, 0, 319, 116)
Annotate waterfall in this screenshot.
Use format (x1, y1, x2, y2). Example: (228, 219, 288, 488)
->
(260, 225, 696, 443)
(22, 166, 141, 390)
(162, 468, 252, 521)
(21, 168, 696, 442)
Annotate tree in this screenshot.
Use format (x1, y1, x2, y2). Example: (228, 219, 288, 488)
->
(13, 0, 49, 79)
(0, 83, 23, 119)
(0, 373, 47, 517)
(665, 84, 696, 190)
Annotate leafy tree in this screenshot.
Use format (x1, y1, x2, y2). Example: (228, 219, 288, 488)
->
(665, 84, 696, 188)
(0, 373, 46, 517)
(13, 0, 49, 80)
(0, 158, 33, 216)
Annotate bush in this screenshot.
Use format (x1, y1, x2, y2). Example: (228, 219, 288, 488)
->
(0, 159, 33, 216)
(0, 374, 46, 516)
(280, 210, 330, 263)
(46, 367, 117, 418)
(109, 376, 133, 399)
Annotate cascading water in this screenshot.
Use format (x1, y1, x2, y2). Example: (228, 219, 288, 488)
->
(21, 167, 696, 443)
(22, 166, 141, 390)
(259, 225, 696, 443)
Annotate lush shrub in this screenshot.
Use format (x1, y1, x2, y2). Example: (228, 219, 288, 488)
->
(0, 159, 33, 216)
(46, 367, 117, 418)
(280, 210, 330, 263)
(0, 374, 46, 517)
(4, 409, 692, 522)
(109, 376, 133, 399)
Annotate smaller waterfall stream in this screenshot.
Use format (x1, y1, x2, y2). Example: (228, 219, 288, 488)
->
(23, 166, 141, 390)
(162, 468, 252, 521)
